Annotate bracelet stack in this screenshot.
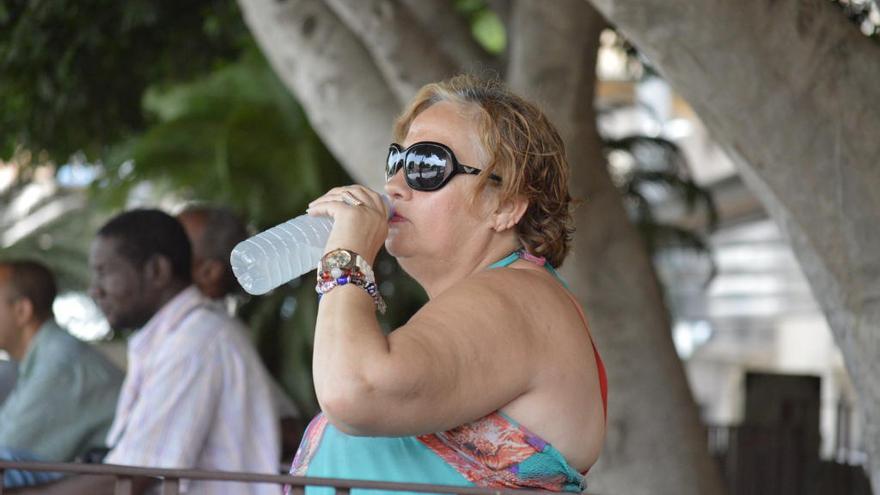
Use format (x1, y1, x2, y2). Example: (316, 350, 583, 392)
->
(315, 249, 387, 314)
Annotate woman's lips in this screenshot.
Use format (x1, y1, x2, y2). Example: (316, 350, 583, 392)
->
(389, 213, 407, 223)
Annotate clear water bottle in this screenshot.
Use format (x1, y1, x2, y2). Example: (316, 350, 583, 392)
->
(230, 195, 391, 295)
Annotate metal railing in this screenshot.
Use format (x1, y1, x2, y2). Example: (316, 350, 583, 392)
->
(0, 460, 556, 495)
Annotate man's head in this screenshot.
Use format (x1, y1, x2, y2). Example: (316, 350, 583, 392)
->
(88, 209, 192, 330)
(0, 260, 57, 360)
(177, 206, 248, 299)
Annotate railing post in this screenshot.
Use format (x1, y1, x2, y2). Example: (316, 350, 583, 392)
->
(288, 485, 305, 495)
(115, 476, 133, 495)
(161, 477, 180, 495)
(0, 467, 5, 495)
(335, 487, 350, 495)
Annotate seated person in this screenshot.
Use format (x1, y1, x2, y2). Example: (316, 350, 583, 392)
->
(177, 205, 304, 458)
(0, 260, 123, 488)
(0, 358, 16, 405)
(20, 210, 281, 495)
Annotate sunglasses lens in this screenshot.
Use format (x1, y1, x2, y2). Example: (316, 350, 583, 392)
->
(386, 146, 404, 180)
(404, 144, 451, 191)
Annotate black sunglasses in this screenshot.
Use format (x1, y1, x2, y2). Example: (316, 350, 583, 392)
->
(386, 141, 501, 192)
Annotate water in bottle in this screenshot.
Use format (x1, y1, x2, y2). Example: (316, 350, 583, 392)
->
(230, 195, 391, 295)
(230, 215, 332, 295)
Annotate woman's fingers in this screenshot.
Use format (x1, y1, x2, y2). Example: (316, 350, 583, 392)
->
(342, 185, 388, 215)
(306, 186, 390, 263)
(341, 191, 363, 207)
(308, 186, 385, 214)
(306, 186, 387, 221)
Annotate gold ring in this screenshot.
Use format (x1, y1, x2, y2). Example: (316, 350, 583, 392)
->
(341, 192, 363, 207)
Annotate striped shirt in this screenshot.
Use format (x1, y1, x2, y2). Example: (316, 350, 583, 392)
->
(105, 287, 280, 494)
(206, 298, 300, 420)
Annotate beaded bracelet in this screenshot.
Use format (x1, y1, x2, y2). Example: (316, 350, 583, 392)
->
(316, 268, 387, 314)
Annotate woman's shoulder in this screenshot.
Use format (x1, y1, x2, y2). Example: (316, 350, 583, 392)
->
(466, 262, 576, 308)
(424, 262, 584, 336)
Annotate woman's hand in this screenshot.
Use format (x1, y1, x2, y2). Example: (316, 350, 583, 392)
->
(307, 185, 390, 264)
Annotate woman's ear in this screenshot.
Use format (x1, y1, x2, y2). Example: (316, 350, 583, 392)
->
(491, 195, 528, 232)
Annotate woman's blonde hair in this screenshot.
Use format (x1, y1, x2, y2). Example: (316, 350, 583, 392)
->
(393, 75, 574, 268)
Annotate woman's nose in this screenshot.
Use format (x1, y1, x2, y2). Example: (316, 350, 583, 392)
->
(384, 167, 410, 200)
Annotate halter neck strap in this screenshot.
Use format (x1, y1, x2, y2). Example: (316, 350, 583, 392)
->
(488, 250, 569, 289)
(488, 251, 521, 269)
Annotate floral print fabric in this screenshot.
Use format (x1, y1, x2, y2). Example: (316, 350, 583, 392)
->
(289, 414, 330, 477)
(288, 412, 584, 494)
(417, 412, 585, 492)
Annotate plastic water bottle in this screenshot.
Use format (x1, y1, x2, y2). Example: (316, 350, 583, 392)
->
(230, 195, 392, 295)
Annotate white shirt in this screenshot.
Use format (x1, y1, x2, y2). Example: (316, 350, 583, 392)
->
(106, 287, 280, 494)
(207, 298, 299, 420)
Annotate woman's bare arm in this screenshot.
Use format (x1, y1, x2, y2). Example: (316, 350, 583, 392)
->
(314, 268, 557, 436)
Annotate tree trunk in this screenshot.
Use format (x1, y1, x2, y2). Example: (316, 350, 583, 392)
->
(508, 2, 725, 494)
(238, 1, 727, 493)
(323, 0, 460, 103)
(397, 0, 502, 80)
(237, 0, 398, 190)
(585, 0, 880, 490)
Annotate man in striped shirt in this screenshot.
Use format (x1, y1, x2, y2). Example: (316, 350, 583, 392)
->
(34, 209, 281, 495)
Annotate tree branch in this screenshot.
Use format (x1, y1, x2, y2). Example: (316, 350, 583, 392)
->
(399, 0, 502, 77)
(236, 0, 399, 189)
(486, 0, 512, 29)
(324, 0, 462, 103)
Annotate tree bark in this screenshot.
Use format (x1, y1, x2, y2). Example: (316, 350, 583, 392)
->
(508, 2, 725, 494)
(323, 0, 461, 103)
(398, 0, 502, 78)
(585, 0, 880, 490)
(237, 0, 398, 190)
